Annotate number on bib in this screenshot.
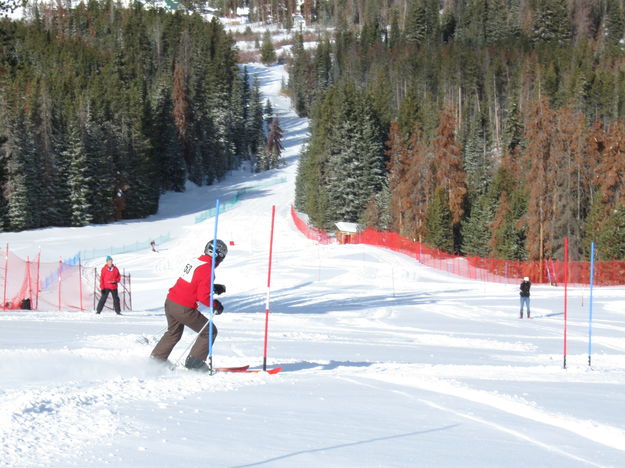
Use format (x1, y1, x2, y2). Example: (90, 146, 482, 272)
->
(180, 258, 203, 283)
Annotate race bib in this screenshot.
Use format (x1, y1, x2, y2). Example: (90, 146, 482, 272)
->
(180, 257, 204, 283)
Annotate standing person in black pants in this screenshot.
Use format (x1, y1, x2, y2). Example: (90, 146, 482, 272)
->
(519, 276, 531, 318)
(96, 256, 121, 315)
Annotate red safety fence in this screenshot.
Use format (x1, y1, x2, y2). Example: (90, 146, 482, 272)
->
(1, 245, 131, 311)
(290, 206, 333, 244)
(290, 207, 625, 286)
(1, 248, 91, 311)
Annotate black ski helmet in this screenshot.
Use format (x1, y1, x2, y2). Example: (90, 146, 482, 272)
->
(204, 239, 228, 261)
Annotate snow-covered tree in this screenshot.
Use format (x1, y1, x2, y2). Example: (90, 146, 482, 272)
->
(260, 30, 276, 65)
(65, 120, 93, 227)
(325, 83, 385, 223)
(4, 110, 40, 230)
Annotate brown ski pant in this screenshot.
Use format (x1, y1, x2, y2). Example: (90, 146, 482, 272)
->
(151, 298, 217, 362)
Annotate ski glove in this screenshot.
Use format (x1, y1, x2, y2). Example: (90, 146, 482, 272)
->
(213, 284, 226, 295)
(213, 299, 224, 315)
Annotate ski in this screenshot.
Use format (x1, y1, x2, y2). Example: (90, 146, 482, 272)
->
(235, 366, 282, 374)
(214, 365, 250, 372)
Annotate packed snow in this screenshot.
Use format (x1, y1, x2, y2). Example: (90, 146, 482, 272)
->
(2, 63, 625, 468)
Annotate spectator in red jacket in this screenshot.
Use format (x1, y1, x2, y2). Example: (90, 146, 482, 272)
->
(96, 256, 121, 315)
(151, 239, 228, 371)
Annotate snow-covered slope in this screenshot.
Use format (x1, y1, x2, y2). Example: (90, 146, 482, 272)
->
(1, 64, 625, 468)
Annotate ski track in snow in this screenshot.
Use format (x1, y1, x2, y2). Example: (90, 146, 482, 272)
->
(346, 365, 625, 453)
(337, 375, 608, 468)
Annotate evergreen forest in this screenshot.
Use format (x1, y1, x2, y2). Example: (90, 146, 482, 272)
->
(291, 0, 625, 262)
(0, 0, 273, 230)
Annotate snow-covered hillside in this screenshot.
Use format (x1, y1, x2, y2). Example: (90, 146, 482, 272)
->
(1, 63, 625, 468)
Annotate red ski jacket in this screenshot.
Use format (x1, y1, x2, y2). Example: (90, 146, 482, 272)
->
(100, 265, 121, 290)
(167, 254, 217, 309)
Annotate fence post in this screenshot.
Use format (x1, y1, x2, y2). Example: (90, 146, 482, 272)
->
(26, 257, 32, 308)
(3, 244, 8, 311)
(35, 251, 41, 310)
(93, 267, 97, 311)
(58, 257, 62, 312)
(78, 258, 83, 311)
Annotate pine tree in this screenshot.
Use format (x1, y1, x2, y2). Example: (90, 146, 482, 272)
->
(4, 110, 40, 230)
(288, 31, 312, 117)
(605, 0, 625, 47)
(386, 121, 407, 234)
(523, 98, 557, 261)
(264, 99, 273, 120)
(432, 105, 467, 244)
(260, 30, 276, 65)
(65, 119, 93, 227)
(463, 112, 492, 197)
(532, 0, 571, 45)
(151, 80, 186, 192)
(247, 78, 264, 156)
(325, 82, 385, 224)
(597, 204, 625, 260)
(488, 152, 528, 260)
(461, 193, 496, 257)
(503, 100, 523, 153)
(84, 105, 115, 224)
(228, 72, 249, 160)
(424, 187, 454, 252)
(405, 0, 440, 46)
(361, 178, 392, 231)
(264, 115, 284, 170)
(597, 120, 625, 208)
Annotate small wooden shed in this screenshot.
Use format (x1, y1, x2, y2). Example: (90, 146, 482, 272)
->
(335, 222, 359, 244)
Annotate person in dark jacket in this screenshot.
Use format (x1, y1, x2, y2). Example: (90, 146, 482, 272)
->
(150, 239, 228, 371)
(519, 276, 531, 318)
(96, 256, 121, 315)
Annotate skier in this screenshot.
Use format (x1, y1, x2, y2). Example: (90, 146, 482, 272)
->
(150, 239, 228, 371)
(519, 276, 531, 318)
(96, 256, 122, 315)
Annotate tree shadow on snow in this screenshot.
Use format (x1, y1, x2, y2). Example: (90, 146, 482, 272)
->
(264, 359, 373, 373)
(230, 424, 460, 467)
(229, 286, 438, 315)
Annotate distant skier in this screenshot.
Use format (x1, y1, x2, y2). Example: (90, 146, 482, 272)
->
(519, 276, 531, 318)
(150, 239, 228, 371)
(96, 256, 122, 315)
(150, 240, 158, 252)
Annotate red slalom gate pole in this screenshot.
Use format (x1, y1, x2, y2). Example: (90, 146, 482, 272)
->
(35, 251, 41, 310)
(563, 237, 569, 369)
(263, 205, 276, 371)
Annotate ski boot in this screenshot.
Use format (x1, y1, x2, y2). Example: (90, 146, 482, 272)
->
(185, 355, 211, 373)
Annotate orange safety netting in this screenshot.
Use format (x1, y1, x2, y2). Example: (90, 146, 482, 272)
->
(1, 249, 94, 311)
(290, 206, 332, 245)
(290, 206, 625, 286)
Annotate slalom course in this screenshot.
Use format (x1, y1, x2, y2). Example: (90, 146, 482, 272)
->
(1, 64, 625, 468)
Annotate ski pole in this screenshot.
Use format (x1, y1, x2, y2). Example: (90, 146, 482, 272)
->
(208, 199, 221, 372)
(262, 205, 276, 371)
